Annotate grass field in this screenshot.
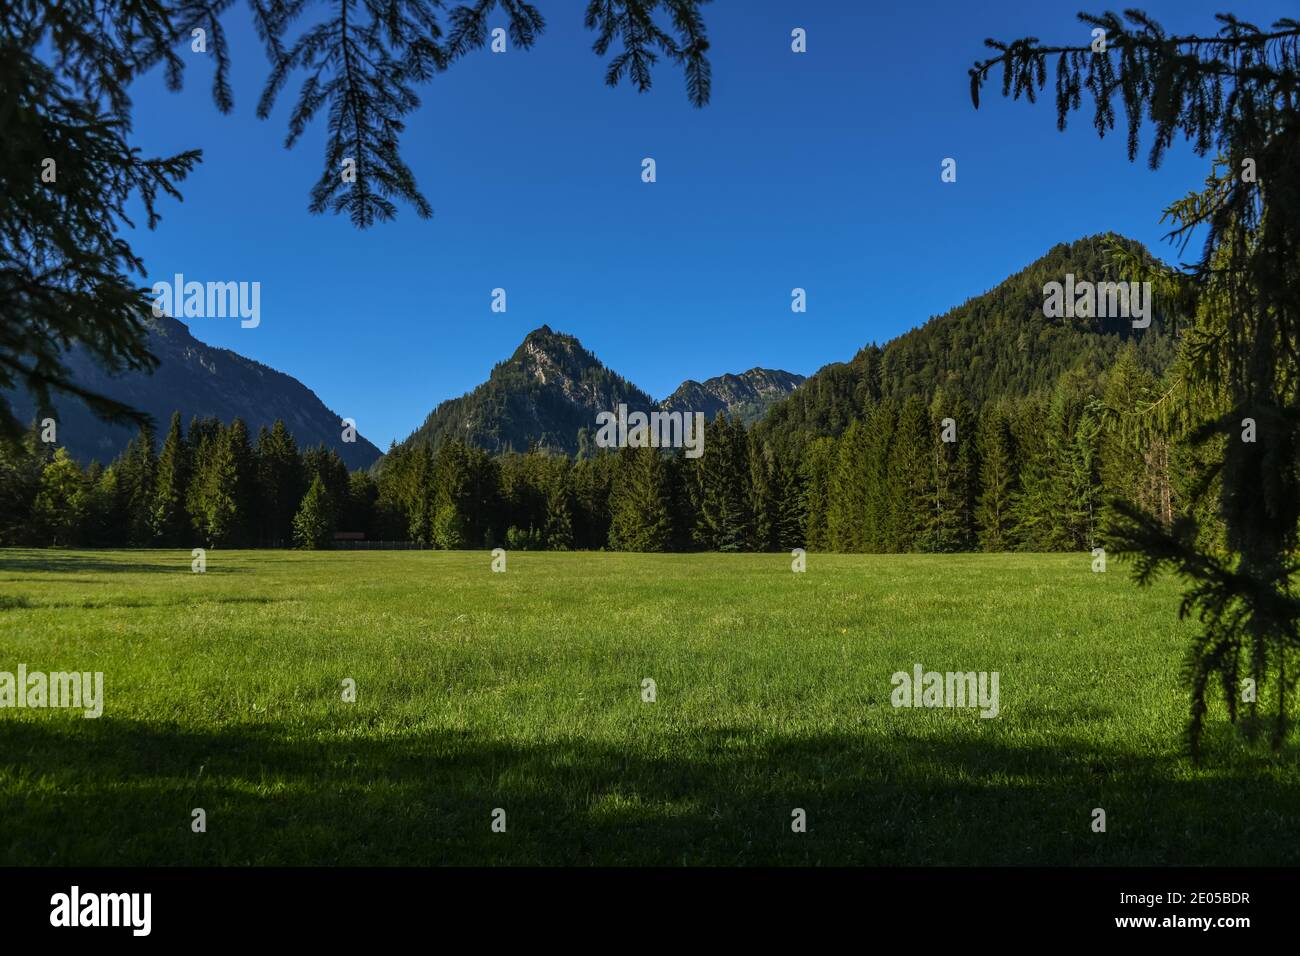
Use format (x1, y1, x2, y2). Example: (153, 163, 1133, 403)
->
(1, 548, 1297, 866)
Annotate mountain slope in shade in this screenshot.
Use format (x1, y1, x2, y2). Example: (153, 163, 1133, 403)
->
(397, 326, 806, 458)
(661, 369, 806, 425)
(6, 316, 382, 470)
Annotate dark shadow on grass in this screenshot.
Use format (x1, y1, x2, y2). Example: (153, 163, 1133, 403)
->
(0, 594, 280, 611)
(0, 577, 126, 586)
(0, 550, 240, 575)
(43, 595, 282, 610)
(1, 717, 1297, 867)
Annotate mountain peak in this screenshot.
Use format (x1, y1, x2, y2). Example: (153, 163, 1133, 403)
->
(510, 326, 602, 384)
(398, 329, 804, 456)
(662, 368, 806, 425)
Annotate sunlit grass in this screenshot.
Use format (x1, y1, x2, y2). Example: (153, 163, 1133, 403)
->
(1, 548, 1295, 865)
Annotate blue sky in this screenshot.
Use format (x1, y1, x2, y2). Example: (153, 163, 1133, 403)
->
(121, 0, 1291, 449)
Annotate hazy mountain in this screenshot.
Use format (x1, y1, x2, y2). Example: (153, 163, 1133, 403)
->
(7, 316, 382, 469)
(397, 325, 805, 458)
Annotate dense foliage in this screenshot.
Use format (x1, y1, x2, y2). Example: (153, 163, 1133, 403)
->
(971, 9, 1300, 756)
(2, 229, 1208, 555)
(0, 336, 1213, 559)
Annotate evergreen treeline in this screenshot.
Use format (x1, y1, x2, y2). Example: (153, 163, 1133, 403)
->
(1, 413, 356, 550)
(5, 234, 1186, 554)
(1, 343, 1215, 554)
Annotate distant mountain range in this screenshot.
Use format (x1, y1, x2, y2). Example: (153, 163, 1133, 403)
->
(661, 368, 806, 425)
(7, 316, 382, 470)
(15, 317, 802, 470)
(14, 233, 1174, 472)
(395, 325, 805, 457)
(398, 234, 1173, 462)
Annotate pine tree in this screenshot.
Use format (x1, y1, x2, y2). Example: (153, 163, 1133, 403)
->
(186, 424, 216, 544)
(827, 420, 869, 552)
(465, 445, 502, 547)
(373, 443, 418, 541)
(975, 402, 1017, 551)
(1009, 394, 1054, 551)
(1096, 346, 1167, 527)
(747, 434, 777, 552)
(1, 5, 198, 443)
(83, 462, 122, 547)
(260, 0, 712, 227)
(303, 445, 350, 532)
(117, 425, 157, 546)
(407, 446, 437, 545)
(799, 437, 837, 551)
(32, 448, 86, 546)
(1047, 372, 1102, 550)
(293, 475, 335, 550)
(571, 453, 616, 549)
(665, 453, 697, 552)
(150, 412, 190, 545)
(1064, 402, 1103, 550)
(345, 472, 378, 539)
(0, 424, 46, 545)
(255, 421, 305, 546)
(609, 446, 672, 552)
(543, 464, 574, 551)
(432, 441, 473, 549)
(928, 390, 977, 552)
(201, 424, 242, 548)
(694, 414, 753, 551)
(770, 450, 806, 551)
(227, 419, 259, 545)
(887, 396, 932, 552)
(862, 398, 898, 552)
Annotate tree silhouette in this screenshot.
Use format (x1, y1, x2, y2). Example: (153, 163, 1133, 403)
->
(3, 0, 714, 443)
(971, 10, 1300, 757)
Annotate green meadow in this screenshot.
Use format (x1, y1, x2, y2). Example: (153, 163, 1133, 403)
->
(0, 548, 1296, 866)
